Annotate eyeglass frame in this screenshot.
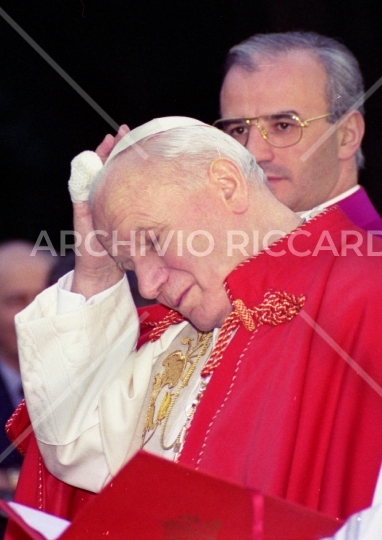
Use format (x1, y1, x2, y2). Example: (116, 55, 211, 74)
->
(212, 113, 333, 148)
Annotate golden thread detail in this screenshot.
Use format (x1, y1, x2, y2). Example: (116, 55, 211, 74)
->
(201, 290, 305, 377)
(142, 331, 213, 452)
(149, 311, 184, 342)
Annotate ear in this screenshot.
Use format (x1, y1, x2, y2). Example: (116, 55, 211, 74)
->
(337, 110, 365, 161)
(208, 158, 249, 214)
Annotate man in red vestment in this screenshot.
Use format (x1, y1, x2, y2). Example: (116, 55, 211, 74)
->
(5, 117, 382, 539)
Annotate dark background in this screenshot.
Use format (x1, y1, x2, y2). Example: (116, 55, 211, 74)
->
(1, 0, 381, 250)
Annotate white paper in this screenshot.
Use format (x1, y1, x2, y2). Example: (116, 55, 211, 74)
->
(8, 502, 70, 540)
(321, 503, 382, 540)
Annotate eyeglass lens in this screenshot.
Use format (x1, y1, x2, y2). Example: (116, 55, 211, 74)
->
(216, 114, 303, 148)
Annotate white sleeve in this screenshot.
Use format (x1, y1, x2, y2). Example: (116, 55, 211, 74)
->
(15, 276, 144, 492)
(321, 504, 382, 540)
(372, 463, 382, 506)
(56, 270, 122, 314)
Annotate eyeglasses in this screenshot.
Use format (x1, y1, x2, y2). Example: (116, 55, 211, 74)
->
(213, 113, 332, 148)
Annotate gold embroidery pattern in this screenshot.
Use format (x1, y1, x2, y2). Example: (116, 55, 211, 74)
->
(174, 379, 209, 461)
(142, 331, 213, 452)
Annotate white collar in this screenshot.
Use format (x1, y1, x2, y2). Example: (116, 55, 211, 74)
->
(299, 185, 360, 221)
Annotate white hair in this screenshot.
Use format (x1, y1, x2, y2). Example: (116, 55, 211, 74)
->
(124, 125, 266, 187)
(90, 125, 267, 204)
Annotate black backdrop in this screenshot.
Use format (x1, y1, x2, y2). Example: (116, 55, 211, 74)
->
(1, 0, 381, 249)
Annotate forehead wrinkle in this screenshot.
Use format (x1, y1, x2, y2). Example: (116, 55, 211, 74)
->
(94, 155, 183, 239)
(93, 162, 145, 228)
(103, 187, 167, 238)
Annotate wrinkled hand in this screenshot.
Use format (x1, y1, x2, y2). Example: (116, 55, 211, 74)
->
(95, 124, 130, 164)
(70, 125, 130, 298)
(71, 200, 123, 298)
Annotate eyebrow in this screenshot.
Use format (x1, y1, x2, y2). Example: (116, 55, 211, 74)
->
(225, 110, 301, 120)
(267, 110, 300, 116)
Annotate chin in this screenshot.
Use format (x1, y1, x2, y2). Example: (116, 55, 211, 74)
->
(190, 319, 216, 332)
(186, 305, 231, 332)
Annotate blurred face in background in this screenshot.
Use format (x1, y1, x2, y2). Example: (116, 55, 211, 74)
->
(0, 243, 52, 369)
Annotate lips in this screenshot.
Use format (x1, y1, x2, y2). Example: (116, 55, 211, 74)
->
(173, 285, 192, 309)
(267, 176, 285, 182)
(160, 285, 192, 311)
(260, 166, 291, 183)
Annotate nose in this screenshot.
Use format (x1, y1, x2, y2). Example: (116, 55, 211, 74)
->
(134, 255, 169, 299)
(245, 125, 275, 163)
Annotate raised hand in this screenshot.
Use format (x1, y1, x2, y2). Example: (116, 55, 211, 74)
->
(68, 125, 130, 298)
(95, 124, 130, 164)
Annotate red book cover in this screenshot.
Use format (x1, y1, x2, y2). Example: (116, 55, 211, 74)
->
(64, 451, 342, 539)
(1, 451, 343, 539)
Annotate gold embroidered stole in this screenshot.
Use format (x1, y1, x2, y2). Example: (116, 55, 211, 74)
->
(139, 324, 213, 458)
